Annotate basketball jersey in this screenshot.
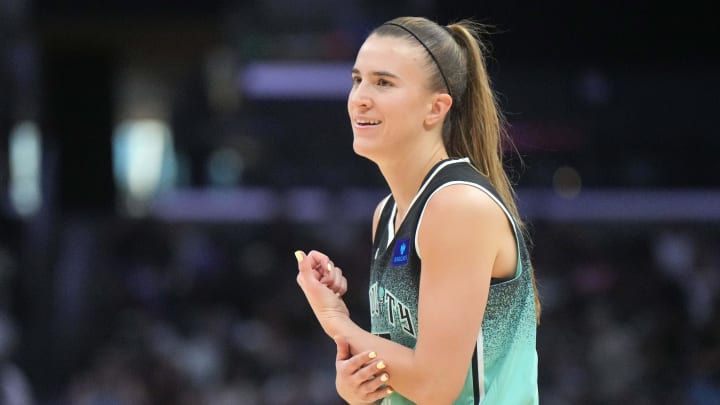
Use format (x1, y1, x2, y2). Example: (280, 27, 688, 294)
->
(369, 158, 539, 405)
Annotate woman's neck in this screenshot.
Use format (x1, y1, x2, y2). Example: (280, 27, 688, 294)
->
(378, 145, 449, 224)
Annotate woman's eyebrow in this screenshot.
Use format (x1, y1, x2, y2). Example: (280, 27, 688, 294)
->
(351, 68, 400, 79)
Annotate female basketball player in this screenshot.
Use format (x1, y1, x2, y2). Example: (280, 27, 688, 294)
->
(295, 16, 540, 404)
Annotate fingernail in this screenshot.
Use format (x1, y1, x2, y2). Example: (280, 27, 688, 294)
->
(380, 373, 389, 382)
(376, 361, 385, 370)
(327, 262, 333, 272)
(294, 251, 304, 264)
(368, 352, 377, 359)
(386, 387, 394, 394)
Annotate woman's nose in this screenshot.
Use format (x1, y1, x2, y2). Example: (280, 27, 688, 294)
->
(349, 84, 372, 109)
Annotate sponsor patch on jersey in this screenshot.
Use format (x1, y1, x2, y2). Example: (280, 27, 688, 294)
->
(392, 238, 410, 266)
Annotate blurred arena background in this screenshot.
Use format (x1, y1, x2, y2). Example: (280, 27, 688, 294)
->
(1, 0, 718, 404)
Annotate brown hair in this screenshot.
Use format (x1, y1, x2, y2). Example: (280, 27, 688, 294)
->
(373, 17, 541, 321)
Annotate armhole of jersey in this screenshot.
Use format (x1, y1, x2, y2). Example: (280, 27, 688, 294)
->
(415, 181, 523, 279)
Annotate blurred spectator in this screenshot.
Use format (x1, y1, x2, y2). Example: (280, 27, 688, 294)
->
(0, 311, 35, 405)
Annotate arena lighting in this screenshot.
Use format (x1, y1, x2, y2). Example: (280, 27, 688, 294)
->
(552, 166, 582, 199)
(112, 119, 177, 215)
(9, 121, 42, 217)
(239, 62, 353, 99)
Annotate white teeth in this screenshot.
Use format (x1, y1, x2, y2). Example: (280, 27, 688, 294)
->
(357, 120, 380, 125)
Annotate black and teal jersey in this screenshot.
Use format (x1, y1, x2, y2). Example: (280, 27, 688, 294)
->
(369, 158, 538, 405)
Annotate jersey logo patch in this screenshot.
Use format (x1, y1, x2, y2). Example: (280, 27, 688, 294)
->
(392, 239, 410, 266)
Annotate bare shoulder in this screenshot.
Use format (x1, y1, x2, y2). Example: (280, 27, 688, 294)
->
(423, 184, 508, 227)
(418, 184, 513, 259)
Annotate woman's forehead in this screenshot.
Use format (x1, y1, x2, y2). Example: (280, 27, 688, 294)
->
(355, 34, 426, 68)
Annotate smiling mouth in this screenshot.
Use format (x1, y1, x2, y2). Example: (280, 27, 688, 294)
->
(355, 119, 382, 127)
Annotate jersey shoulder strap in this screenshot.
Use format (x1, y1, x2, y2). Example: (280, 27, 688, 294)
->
(372, 194, 395, 252)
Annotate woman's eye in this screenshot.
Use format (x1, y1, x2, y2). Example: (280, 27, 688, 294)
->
(352, 76, 361, 85)
(377, 79, 391, 87)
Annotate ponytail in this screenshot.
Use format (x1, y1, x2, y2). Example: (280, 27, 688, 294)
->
(448, 22, 541, 322)
(446, 23, 515, 217)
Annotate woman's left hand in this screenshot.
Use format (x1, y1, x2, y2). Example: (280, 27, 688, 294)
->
(334, 335, 394, 404)
(294, 250, 350, 335)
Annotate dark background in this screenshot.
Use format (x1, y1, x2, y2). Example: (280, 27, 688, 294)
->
(1, 1, 718, 404)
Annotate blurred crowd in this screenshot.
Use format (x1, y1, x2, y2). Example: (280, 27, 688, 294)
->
(1, 216, 719, 405)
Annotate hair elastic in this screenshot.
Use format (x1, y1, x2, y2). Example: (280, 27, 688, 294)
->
(382, 22, 453, 99)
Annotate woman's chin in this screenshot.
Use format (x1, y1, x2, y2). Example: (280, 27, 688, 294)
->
(352, 139, 374, 160)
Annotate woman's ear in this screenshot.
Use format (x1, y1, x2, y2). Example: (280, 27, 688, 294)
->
(424, 93, 453, 127)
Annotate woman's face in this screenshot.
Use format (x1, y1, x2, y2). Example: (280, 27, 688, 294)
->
(348, 34, 436, 162)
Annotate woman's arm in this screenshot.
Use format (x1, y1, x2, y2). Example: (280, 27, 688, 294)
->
(296, 185, 515, 404)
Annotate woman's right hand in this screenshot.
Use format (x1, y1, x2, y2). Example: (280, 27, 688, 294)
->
(334, 335, 394, 404)
(295, 250, 350, 337)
